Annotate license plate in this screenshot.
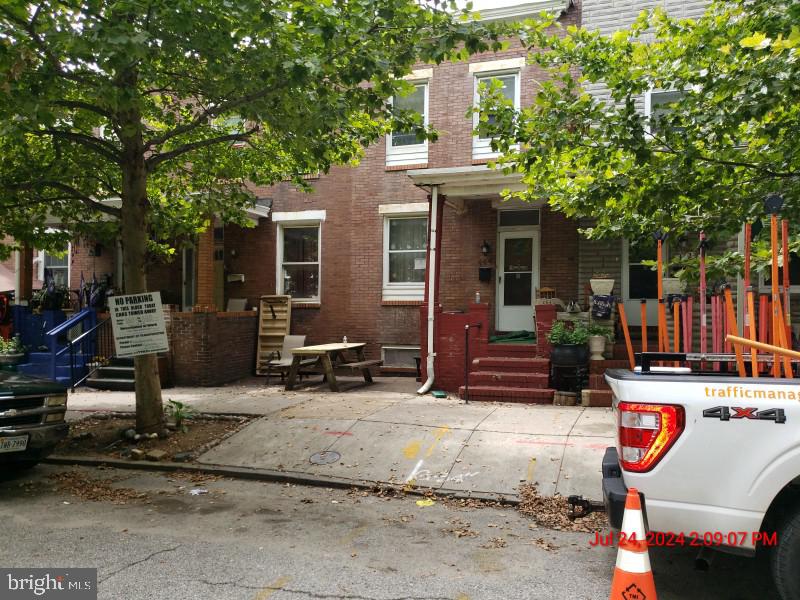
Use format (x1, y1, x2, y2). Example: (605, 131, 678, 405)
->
(0, 435, 28, 453)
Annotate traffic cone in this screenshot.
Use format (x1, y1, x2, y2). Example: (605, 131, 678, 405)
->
(609, 487, 657, 600)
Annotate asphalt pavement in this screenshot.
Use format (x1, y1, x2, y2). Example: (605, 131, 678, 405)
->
(0, 465, 780, 600)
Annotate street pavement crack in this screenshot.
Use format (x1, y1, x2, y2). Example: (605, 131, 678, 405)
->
(98, 544, 182, 584)
(279, 589, 452, 600)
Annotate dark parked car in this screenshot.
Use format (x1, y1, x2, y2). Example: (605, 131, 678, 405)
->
(0, 372, 68, 470)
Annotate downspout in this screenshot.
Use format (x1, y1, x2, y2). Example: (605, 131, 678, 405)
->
(417, 185, 439, 394)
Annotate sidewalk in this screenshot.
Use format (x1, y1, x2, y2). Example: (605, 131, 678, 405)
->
(67, 377, 615, 501)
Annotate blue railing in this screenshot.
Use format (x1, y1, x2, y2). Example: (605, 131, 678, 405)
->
(45, 307, 96, 381)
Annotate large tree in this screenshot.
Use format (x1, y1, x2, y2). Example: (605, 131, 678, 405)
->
(482, 0, 800, 245)
(0, 0, 510, 433)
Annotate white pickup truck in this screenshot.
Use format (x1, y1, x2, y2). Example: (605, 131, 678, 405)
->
(603, 355, 800, 600)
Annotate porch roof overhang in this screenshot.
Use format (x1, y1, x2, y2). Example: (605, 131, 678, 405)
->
(407, 165, 526, 200)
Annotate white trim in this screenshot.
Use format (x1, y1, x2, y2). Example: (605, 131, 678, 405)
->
(474, 1, 570, 22)
(38, 244, 71, 286)
(276, 222, 322, 303)
(386, 81, 429, 167)
(379, 202, 429, 215)
(272, 210, 326, 223)
(473, 70, 521, 160)
(405, 68, 432, 80)
(383, 213, 428, 301)
(381, 345, 421, 368)
(469, 57, 526, 74)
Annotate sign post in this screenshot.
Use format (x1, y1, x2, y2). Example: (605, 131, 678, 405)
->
(109, 292, 169, 358)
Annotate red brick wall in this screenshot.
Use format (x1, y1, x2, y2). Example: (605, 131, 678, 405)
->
(167, 310, 258, 386)
(540, 207, 580, 303)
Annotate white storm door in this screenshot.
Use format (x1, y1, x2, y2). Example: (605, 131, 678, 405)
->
(497, 230, 539, 331)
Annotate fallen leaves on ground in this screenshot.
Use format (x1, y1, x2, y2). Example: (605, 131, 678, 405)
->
(442, 518, 479, 538)
(517, 484, 607, 532)
(481, 537, 507, 549)
(50, 470, 148, 505)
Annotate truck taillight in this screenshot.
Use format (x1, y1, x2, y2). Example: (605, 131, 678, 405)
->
(617, 402, 684, 472)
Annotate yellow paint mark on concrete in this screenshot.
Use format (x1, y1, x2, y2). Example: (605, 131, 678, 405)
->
(526, 457, 537, 482)
(253, 576, 291, 600)
(403, 440, 422, 459)
(425, 426, 452, 457)
(455, 594, 470, 600)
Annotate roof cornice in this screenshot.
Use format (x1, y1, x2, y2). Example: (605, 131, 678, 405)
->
(474, 0, 572, 22)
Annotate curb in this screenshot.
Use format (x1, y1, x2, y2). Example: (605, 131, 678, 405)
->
(42, 454, 521, 506)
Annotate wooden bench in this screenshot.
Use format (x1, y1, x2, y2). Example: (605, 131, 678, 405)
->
(338, 359, 383, 383)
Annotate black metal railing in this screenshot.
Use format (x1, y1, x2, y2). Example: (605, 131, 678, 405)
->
(68, 317, 115, 389)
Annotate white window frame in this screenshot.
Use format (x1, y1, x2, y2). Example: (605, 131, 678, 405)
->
(644, 89, 688, 139)
(381, 345, 421, 368)
(381, 204, 428, 301)
(276, 221, 322, 303)
(473, 70, 520, 160)
(37, 244, 71, 286)
(386, 80, 429, 167)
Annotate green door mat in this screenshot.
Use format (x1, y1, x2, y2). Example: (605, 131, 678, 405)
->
(489, 330, 535, 344)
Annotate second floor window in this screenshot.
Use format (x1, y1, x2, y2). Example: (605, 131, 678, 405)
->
(476, 73, 519, 140)
(387, 82, 429, 167)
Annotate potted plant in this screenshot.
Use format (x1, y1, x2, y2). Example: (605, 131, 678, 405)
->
(0, 335, 26, 367)
(547, 321, 590, 367)
(587, 324, 614, 361)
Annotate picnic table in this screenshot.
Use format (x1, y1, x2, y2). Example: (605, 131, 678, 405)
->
(284, 342, 382, 392)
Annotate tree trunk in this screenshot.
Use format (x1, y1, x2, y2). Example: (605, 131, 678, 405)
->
(120, 131, 164, 435)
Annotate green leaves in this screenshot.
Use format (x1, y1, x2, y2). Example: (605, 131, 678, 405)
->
(485, 0, 800, 244)
(0, 0, 512, 260)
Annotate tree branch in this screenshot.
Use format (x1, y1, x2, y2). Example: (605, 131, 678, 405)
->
(6, 180, 122, 218)
(146, 127, 259, 170)
(34, 129, 121, 164)
(52, 100, 114, 120)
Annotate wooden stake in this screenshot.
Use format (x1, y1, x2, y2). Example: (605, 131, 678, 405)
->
(747, 288, 758, 378)
(723, 286, 747, 377)
(771, 214, 781, 377)
(618, 302, 636, 370)
(782, 219, 792, 345)
(774, 294, 794, 378)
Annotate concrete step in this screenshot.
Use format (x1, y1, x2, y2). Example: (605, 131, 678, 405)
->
(96, 366, 134, 378)
(458, 385, 554, 404)
(85, 377, 135, 391)
(468, 371, 550, 389)
(471, 357, 550, 374)
(486, 343, 538, 358)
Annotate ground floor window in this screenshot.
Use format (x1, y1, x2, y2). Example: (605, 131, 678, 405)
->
(383, 215, 427, 300)
(39, 246, 70, 287)
(279, 224, 321, 302)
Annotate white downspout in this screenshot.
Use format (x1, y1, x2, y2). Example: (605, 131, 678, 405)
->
(417, 185, 439, 394)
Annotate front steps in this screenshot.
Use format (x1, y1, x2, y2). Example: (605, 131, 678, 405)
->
(86, 358, 135, 391)
(459, 349, 555, 404)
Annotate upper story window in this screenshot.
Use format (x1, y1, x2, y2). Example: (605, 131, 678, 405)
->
(644, 90, 686, 138)
(386, 81, 429, 168)
(473, 70, 520, 160)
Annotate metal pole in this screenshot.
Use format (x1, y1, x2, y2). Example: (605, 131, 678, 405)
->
(464, 325, 470, 404)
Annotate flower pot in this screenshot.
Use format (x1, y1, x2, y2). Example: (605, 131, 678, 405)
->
(662, 277, 685, 296)
(550, 343, 589, 367)
(588, 335, 606, 361)
(590, 278, 615, 296)
(0, 353, 25, 367)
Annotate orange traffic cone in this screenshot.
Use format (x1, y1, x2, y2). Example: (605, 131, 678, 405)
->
(609, 488, 657, 600)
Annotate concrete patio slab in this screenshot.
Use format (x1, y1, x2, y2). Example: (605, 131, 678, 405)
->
(441, 431, 565, 497)
(278, 396, 400, 420)
(476, 405, 582, 436)
(363, 400, 496, 430)
(312, 420, 472, 487)
(197, 417, 357, 471)
(570, 407, 616, 437)
(555, 436, 610, 498)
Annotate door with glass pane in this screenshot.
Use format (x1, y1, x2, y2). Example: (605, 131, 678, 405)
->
(497, 230, 539, 332)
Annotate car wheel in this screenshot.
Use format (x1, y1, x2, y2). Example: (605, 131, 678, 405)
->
(8, 460, 39, 471)
(773, 506, 800, 600)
